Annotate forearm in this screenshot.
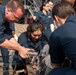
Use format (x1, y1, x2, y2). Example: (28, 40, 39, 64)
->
(0, 38, 22, 51)
(9, 38, 19, 45)
(0, 37, 32, 59)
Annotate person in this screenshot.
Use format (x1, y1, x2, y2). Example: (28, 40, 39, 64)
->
(47, 0, 55, 32)
(0, 0, 16, 72)
(1, 23, 15, 75)
(0, 0, 32, 59)
(1, 22, 15, 71)
(33, 1, 54, 41)
(12, 20, 51, 75)
(47, 1, 76, 75)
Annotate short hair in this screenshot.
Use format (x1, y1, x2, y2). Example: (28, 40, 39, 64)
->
(6, 0, 25, 14)
(27, 20, 45, 37)
(47, 0, 53, 3)
(40, 2, 48, 11)
(40, 0, 53, 11)
(52, 1, 75, 20)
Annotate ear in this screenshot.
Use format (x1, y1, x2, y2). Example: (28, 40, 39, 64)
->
(54, 15, 59, 23)
(7, 8, 11, 12)
(54, 15, 61, 27)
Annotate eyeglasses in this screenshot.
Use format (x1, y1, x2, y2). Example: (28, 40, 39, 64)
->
(12, 11, 20, 22)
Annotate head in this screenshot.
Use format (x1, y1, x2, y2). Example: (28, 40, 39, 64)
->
(47, 0, 54, 11)
(27, 20, 45, 42)
(40, 1, 50, 12)
(5, 0, 25, 22)
(52, 1, 75, 27)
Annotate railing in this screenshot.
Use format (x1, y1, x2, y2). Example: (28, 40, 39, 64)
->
(24, 0, 42, 17)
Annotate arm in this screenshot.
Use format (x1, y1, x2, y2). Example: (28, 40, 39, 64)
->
(49, 32, 65, 68)
(0, 20, 32, 58)
(0, 37, 31, 58)
(32, 10, 40, 20)
(0, 37, 21, 50)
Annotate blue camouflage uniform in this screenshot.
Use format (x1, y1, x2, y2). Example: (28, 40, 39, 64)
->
(48, 15, 76, 75)
(0, 5, 15, 69)
(34, 10, 54, 41)
(12, 32, 49, 70)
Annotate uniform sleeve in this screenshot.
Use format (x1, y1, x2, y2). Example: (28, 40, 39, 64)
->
(18, 32, 29, 48)
(49, 32, 65, 64)
(34, 11, 40, 20)
(10, 23, 15, 31)
(42, 33, 49, 45)
(0, 20, 12, 44)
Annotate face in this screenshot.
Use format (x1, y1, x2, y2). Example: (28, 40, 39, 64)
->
(5, 8, 23, 22)
(31, 30, 42, 42)
(43, 4, 50, 12)
(48, 1, 54, 11)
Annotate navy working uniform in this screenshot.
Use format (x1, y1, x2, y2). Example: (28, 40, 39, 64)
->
(0, 6, 15, 69)
(34, 10, 54, 40)
(12, 32, 48, 67)
(1, 22, 15, 69)
(48, 15, 76, 75)
(12, 32, 50, 75)
(0, 6, 13, 43)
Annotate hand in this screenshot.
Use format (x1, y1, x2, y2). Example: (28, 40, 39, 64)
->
(12, 31, 15, 36)
(19, 47, 34, 59)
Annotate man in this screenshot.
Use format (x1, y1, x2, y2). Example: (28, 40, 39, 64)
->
(0, 0, 15, 71)
(0, 0, 32, 59)
(48, 1, 76, 75)
(1, 22, 15, 71)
